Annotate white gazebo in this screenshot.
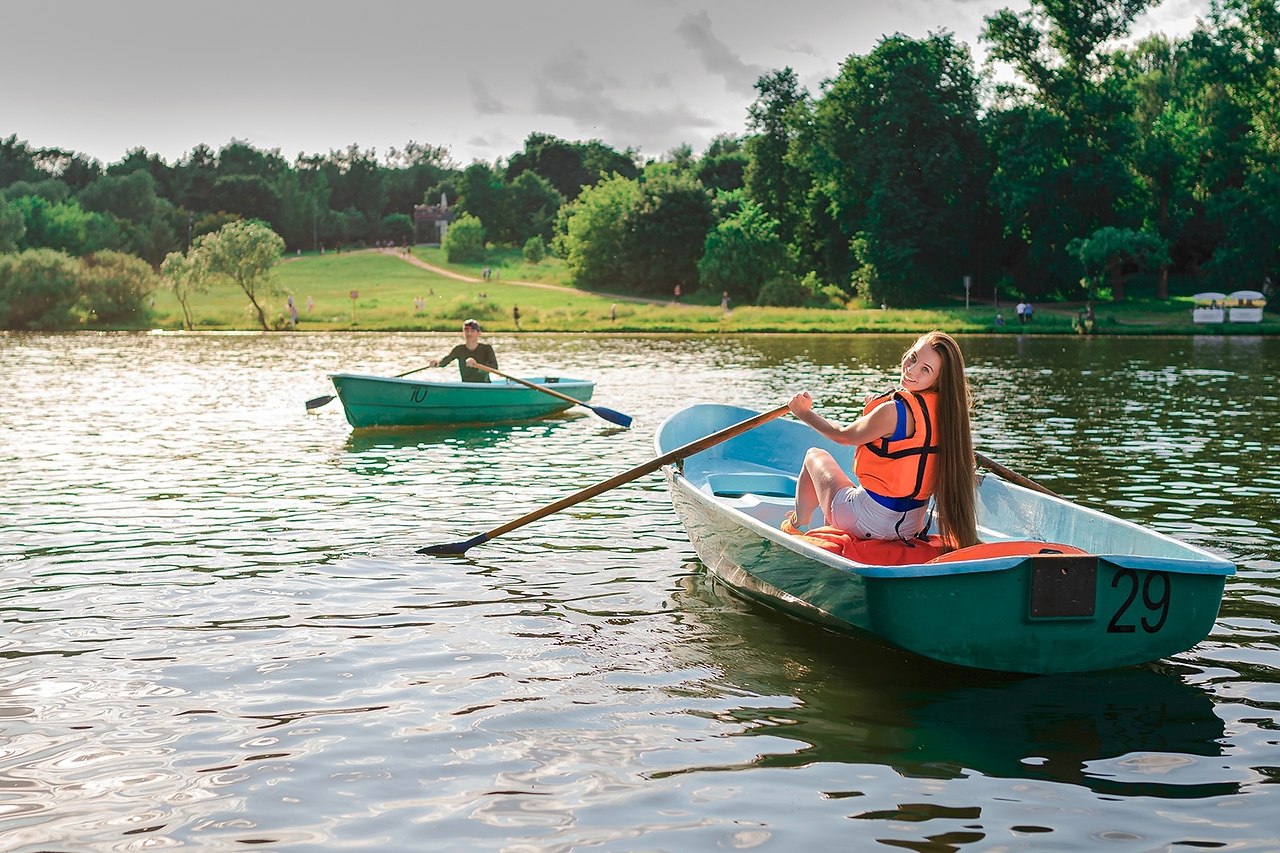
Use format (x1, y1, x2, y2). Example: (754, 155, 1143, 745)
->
(1192, 292, 1226, 324)
(1228, 290, 1266, 323)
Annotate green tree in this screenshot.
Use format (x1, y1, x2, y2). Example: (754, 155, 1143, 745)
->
(195, 220, 286, 331)
(698, 195, 788, 302)
(981, 0, 1152, 297)
(380, 213, 414, 245)
(443, 213, 486, 263)
(697, 134, 748, 194)
(210, 174, 282, 224)
(811, 33, 989, 305)
(0, 201, 24, 252)
(502, 171, 562, 244)
(0, 248, 81, 330)
(506, 133, 639, 201)
(744, 68, 808, 247)
(78, 250, 158, 326)
(522, 235, 546, 263)
(1067, 226, 1170, 301)
(455, 162, 508, 243)
(160, 248, 209, 331)
(557, 174, 638, 289)
(619, 164, 713, 297)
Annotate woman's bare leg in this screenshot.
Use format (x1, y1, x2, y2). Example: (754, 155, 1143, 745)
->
(795, 448, 854, 528)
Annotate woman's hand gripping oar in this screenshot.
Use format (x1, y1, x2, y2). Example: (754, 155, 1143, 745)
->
(418, 404, 790, 556)
(472, 364, 633, 428)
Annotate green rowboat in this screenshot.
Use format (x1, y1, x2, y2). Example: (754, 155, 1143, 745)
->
(330, 372, 595, 429)
(656, 404, 1235, 674)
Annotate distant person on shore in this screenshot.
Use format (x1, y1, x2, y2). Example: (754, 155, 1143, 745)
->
(428, 319, 498, 382)
(286, 295, 298, 328)
(673, 283, 681, 303)
(1016, 302, 1027, 323)
(513, 305, 521, 329)
(306, 295, 314, 313)
(721, 290, 731, 314)
(994, 312, 1004, 327)
(610, 303, 617, 322)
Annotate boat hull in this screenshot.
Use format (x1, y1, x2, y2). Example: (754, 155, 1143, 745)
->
(330, 373, 594, 428)
(658, 404, 1234, 674)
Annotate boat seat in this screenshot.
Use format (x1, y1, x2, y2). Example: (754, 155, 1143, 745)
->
(704, 472, 797, 500)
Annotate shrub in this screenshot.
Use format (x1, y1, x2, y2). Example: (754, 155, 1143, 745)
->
(79, 250, 158, 325)
(0, 248, 80, 329)
(522, 235, 546, 263)
(757, 273, 815, 307)
(444, 214, 486, 263)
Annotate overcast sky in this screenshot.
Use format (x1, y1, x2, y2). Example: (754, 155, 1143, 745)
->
(3, 0, 1212, 169)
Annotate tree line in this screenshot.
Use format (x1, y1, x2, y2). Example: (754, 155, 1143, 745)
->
(1, 0, 1276, 330)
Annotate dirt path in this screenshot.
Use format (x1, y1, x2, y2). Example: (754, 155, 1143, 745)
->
(377, 249, 670, 305)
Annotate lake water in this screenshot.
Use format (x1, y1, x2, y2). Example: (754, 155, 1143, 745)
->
(1, 331, 1278, 851)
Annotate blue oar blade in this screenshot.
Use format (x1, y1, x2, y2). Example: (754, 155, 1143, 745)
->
(417, 533, 490, 556)
(591, 406, 633, 428)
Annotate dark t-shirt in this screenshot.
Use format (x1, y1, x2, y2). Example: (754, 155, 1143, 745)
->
(439, 343, 498, 382)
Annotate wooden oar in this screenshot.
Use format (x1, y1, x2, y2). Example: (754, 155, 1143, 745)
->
(419, 403, 791, 556)
(473, 364, 633, 428)
(975, 451, 1061, 499)
(305, 365, 434, 411)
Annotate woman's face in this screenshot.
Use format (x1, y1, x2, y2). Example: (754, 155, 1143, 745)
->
(900, 340, 942, 391)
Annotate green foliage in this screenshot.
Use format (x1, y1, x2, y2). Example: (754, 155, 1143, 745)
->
(0, 248, 80, 329)
(522, 235, 546, 263)
(195, 220, 286, 330)
(381, 213, 414, 245)
(0, 201, 24, 252)
(160, 249, 209, 331)
(1067, 226, 1171, 300)
(619, 164, 713, 297)
(78, 250, 158, 325)
(757, 273, 815, 307)
(809, 32, 989, 306)
(698, 196, 788, 301)
(506, 132, 639, 201)
(744, 68, 808, 249)
(557, 175, 638, 288)
(982, 0, 1150, 297)
(444, 213, 486, 263)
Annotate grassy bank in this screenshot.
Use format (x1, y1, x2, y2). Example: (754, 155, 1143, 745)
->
(142, 249, 1279, 335)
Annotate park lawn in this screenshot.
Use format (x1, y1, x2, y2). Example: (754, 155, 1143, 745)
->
(143, 249, 1280, 335)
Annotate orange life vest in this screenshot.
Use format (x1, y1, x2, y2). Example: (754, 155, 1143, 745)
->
(853, 389, 939, 501)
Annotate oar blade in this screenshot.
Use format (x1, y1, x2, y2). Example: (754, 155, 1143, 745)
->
(591, 405, 633, 428)
(305, 394, 336, 411)
(417, 533, 490, 556)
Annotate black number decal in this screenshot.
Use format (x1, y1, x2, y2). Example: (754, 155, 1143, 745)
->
(411, 385, 428, 403)
(1107, 570, 1138, 633)
(1140, 572, 1170, 633)
(1107, 569, 1171, 634)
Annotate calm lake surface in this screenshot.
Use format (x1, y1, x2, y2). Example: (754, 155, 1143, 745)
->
(1, 331, 1277, 851)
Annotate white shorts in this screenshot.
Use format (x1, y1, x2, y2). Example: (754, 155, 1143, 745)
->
(830, 486, 930, 541)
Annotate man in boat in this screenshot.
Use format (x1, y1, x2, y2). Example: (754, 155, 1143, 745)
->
(428, 319, 499, 382)
(785, 331, 979, 552)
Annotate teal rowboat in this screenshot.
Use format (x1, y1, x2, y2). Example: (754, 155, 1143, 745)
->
(656, 404, 1235, 674)
(329, 373, 595, 429)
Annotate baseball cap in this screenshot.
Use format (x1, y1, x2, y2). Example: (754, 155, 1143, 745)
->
(463, 318, 482, 331)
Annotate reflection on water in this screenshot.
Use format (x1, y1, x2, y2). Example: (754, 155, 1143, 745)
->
(0, 331, 1277, 850)
(668, 573, 1234, 801)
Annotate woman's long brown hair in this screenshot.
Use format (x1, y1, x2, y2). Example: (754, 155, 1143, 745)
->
(914, 331, 978, 550)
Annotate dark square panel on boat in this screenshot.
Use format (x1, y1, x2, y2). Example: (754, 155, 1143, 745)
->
(1028, 556, 1097, 618)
